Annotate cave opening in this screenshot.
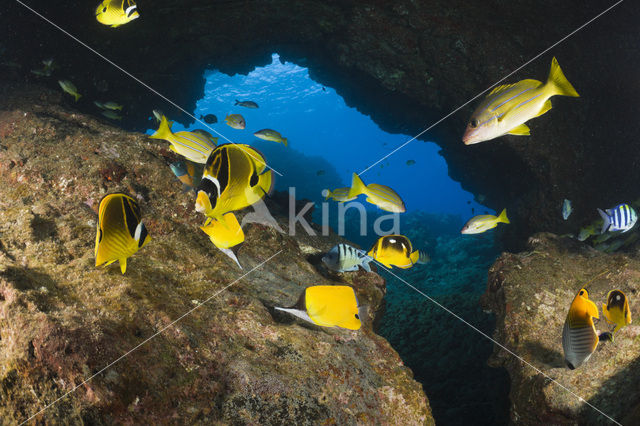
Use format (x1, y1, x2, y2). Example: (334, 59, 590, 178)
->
(151, 52, 511, 425)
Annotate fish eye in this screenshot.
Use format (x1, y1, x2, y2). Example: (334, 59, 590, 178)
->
(579, 290, 585, 296)
(471, 119, 479, 128)
(355, 314, 359, 320)
(102, 7, 107, 12)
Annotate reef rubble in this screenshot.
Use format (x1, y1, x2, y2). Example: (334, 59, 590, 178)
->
(0, 84, 432, 424)
(482, 233, 640, 425)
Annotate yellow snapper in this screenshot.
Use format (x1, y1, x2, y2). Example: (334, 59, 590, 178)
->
(195, 144, 273, 223)
(463, 57, 579, 145)
(225, 114, 246, 130)
(602, 290, 632, 336)
(322, 187, 357, 203)
(254, 129, 288, 146)
(95, 193, 150, 274)
(102, 101, 123, 111)
(58, 80, 81, 102)
(149, 115, 216, 164)
(347, 173, 406, 213)
(368, 234, 425, 269)
(562, 288, 599, 369)
(95, 0, 140, 28)
(101, 110, 122, 120)
(275, 285, 361, 330)
(461, 209, 509, 234)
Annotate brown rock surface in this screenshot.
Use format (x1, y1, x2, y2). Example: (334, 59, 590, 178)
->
(482, 233, 640, 424)
(0, 85, 432, 424)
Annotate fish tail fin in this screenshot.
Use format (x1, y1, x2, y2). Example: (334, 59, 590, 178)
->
(497, 208, 510, 224)
(149, 115, 173, 140)
(361, 257, 372, 273)
(235, 100, 240, 105)
(546, 57, 579, 97)
(598, 208, 611, 234)
(283, 138, 288, 147)
(347, 173, 366, 198)
(417, 251, 430, 264)
(119, 258, 127, 274)
(74, 93, 81, 102)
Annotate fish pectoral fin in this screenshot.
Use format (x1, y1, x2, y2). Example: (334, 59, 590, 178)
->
(119, 258, 127, 274)
(535, 100, 552, 117)
(507, 124, 530, 136)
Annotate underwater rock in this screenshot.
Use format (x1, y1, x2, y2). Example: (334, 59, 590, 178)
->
(0, 85, 432, 424)
(482, 233, 640, 424)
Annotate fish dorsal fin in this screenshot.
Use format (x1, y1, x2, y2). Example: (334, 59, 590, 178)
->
(487, 83, 517, 97)
(586, 298, 599, 319)
(507, 123, 530, 136)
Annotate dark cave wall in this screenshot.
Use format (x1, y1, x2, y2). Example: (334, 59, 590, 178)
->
(3, 0, 640, 249)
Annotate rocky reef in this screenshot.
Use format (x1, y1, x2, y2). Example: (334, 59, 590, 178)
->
(0, 84, 432, 424)
(482, 233, 640, 424)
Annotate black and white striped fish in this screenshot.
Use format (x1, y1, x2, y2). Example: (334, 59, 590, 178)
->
(322, 244, 373, 273)
(597, 203, 637, 234)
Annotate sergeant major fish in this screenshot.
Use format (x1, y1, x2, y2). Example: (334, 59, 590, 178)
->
(463, 57, 579, 145)
(322, 244, 373, 273)
(598, 203, 637, 234)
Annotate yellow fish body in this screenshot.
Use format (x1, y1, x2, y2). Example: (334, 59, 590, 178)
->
(195, 144, 273, 222)
(461, 209, 509, 234)
(602, 289, 632, 335)
(463, 57, 579, 145)
(275, 285, 361, 330)
(322, 187, 357, 203)
(254, 129, 288, 146)
(225, 114, 246, 130)
(562, 288, 599, 370)
(96, 0, 140, 28)
(200, 212, 245, 249)
(347, 173, 405, 213)
(58, 80, 81, 102)
(95, 193, 150, 274)
(149, 116, 216, 164)
(368, 234, 421, 269)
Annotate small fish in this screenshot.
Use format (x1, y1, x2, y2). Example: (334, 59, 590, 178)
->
(577, 225, 597, 241)
(461, 209, 509, 234)
(95, 193, 150, 274)
(602, 290, 632, 337)
(367, 235, 423, 269)
(58, 80, 81, 102)
(322, 244, 373, 273)
(254, 129, 288, 147)
(101, 110, 122, 120)
(149, 116, 216, 164)
(195, 144, 273, 222)
(200, 114, 218, 124)
(102, 101, 123, 111)
(562, 199, 572, 220)
(322, 187, 356, 203)
(200, 213, 244, 268)
(598, 204, 637, 234)
(406, 160, 416, 166)
(31, 69, 51, 77)
(316, 170, 325, 176)
(94, 101, 105, 109)
(225, 114, 246, 130)
(347, 173, 405, 213)
(192, 129, 218, 145)
(562, 288, 599, 369)
(235, 100, 259, 109)
(463, 57, 579, 145)
(152, 109, 163, 122)
(170, 161, 201, 192)
(95, 0, 140, 28)
(275, 285, 361, 330)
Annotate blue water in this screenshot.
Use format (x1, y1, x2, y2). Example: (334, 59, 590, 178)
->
(149, 53, 489, 219)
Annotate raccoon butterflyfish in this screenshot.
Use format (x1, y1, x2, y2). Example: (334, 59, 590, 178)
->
(195, 144, 273, 223)
(95, 193, 150, 274)
(225, 114, 246, 130)
(602, 289, 632, 338)
(200, 212, 244, 268)
(461, 209, 509, 234)
(562, 288, 599, 370)
(149, 115, 216, 164)
(367, 235, 425, 269)
(463, 57, 579, 145)
(347, 173, 405, 213)
(275, 285, 361, 330)
(95, 0, 140, 28)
